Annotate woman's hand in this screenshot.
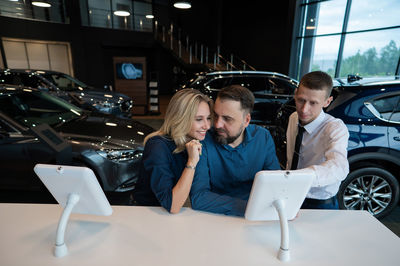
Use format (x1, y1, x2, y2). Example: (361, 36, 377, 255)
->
(170, 139, 202, 214)
(186, 139, 202, 167)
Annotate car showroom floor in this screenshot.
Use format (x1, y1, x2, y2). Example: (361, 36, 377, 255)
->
(1, 94, 399, 237)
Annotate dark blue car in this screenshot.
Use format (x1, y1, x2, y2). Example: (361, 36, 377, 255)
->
(0, 85, 154, 204)
(0, 69, 133, 118)
(273, 76, 400, 219)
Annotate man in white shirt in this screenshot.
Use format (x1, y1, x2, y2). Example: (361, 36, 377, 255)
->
(286, 71, 349, 209)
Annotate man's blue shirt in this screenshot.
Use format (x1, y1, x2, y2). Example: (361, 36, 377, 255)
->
(190, 124, 281, 216)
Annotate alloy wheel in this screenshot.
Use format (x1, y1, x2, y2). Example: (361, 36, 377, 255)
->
(342, 174, 392, 216)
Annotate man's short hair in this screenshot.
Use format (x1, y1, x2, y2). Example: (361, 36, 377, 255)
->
(217, 85, 255, 113)
(299, 71, 333, 98)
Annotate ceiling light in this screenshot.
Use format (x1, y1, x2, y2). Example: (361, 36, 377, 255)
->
(32, 1, 51, 7)
(146, 14, 154, 19)
(174, 2, 191, 9)
(113, 10, 130, 17)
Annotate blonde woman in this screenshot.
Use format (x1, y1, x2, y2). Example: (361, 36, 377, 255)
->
(134, 89, 212, 213)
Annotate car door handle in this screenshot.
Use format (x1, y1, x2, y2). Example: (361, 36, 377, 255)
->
(394, 136, 400, 141)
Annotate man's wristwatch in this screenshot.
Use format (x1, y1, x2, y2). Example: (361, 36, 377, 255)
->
(185, 165, 196, 170)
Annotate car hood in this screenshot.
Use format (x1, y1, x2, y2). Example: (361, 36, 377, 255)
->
(69, 89, 131, 102)
(53, 113, 154, 146)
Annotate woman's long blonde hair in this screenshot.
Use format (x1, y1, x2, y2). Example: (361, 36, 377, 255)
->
(144, 88, 212, 153)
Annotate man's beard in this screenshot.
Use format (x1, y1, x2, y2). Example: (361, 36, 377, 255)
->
(214, 125, 244, 145)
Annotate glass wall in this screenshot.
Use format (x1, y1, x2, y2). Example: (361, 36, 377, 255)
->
(291, 0, 400, 79)
(80, 0, 153, 32)
(0, 0, 67, 23)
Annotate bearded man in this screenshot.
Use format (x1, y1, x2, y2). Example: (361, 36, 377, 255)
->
(190, 85, 280, 216)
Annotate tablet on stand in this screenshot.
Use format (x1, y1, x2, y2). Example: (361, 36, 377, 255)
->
(34, 164, 113, 258)
(245, 169, 315, 262)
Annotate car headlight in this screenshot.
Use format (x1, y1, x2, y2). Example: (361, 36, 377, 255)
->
(96, 149, 143, 162)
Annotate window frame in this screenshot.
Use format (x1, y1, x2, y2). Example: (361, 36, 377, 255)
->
(290, 0, 400, 80)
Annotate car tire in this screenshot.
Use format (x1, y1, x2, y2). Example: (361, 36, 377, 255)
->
(338, 167, 400, 219)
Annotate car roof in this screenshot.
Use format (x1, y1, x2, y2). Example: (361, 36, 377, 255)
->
(204, 70, 297, 80)
(335, 76, 400, 87)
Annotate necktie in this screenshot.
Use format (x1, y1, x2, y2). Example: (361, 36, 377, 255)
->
(290, 125, 304, 170)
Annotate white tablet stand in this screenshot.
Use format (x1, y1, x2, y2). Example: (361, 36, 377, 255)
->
(34, 164, 113, 258)
(245, 169, 314, 262)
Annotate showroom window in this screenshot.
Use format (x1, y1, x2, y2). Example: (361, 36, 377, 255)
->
(80, 0, 153, 32)
(290, 0, 400, 80)
(0, 0, 67, 23)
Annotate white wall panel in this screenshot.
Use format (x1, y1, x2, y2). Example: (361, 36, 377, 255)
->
(3, 40, 29, 69)
(26, 42, 50, 70)
(48, 44, 71, 75)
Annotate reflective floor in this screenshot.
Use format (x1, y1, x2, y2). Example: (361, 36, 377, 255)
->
(380, 206, 400, 237)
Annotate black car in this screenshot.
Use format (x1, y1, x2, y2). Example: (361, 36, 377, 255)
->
(0, 85, 154, 203)
(273, 76, 400, 218)
(0, 69, 133, 118)
(180, 70, 299, 125)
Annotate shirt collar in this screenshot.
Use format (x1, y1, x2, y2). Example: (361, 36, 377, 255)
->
(227, 126, 252, 150)
(301, 110, 325, 134)
(242, 126, 253, 143)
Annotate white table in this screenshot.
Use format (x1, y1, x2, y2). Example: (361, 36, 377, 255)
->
(0, 203, 399, 266)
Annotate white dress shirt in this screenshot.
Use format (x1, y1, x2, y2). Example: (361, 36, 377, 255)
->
(286, 111, 349, 199)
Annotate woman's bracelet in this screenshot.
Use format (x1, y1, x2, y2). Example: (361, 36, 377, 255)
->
(185, 165, 196, 170)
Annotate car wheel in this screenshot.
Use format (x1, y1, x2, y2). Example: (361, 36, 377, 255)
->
(338, 167, 400, 219)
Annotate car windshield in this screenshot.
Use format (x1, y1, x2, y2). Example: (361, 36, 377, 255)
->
(185, 75, 209, 89)
(0, 89, 84, 127)
(41, 73, 88, 91)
